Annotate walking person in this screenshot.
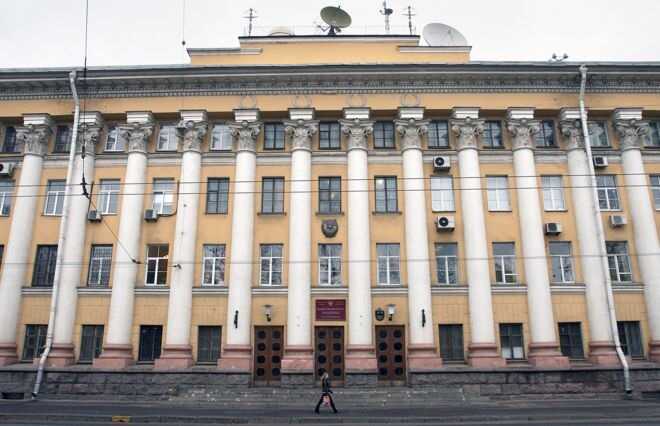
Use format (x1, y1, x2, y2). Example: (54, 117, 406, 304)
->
(314, 371, 338, 414)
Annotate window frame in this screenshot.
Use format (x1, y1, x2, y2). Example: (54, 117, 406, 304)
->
(482, 120, 503, 149)
(541, 175, 566, 211)
(260, 244, 283, 287)
(318, 122, 341, 150)
(318, 176, 341, 214)
(617, 321, 644, 358)
(2, 125, 17, 153)
(156, 124, 178, 152)
(79, 324, 104, 363)
(145, 244, 169, 286)
(374, 176, 398, 213)
(647, 121, 660, 148)
(548, 241, 575, 284)
(493, 242, 517, 284)
(210, 123, 233, 151)
(263, 123, 285, 150)
(650, 175, 660, 210)
(104, 125, 125, 152)
(499, 323, 525, 360)
(588, 121, 610, 148)
(0, 179, 14, 216)
(138, 325, 163, 363)
(435, 243, 458, 285)
(32, 245, 58, 287)
(197, 326, 221, 364)
(201, 244, 226, 286)
(427, 120, 450, 148)
(439, 324, 465, 362)
(261, 177, 285, 214)
(87, 244, 113, 288)
(376, 243, 401, 286)
(151, 178, 176, 215)
(486, 176, 511, 211)
(430, 175, 455, 212)
(318, 243, 342, 286)
(373, 121, 395, 149)
(97, 179, 120, 215)
(606, 241, 633, 283)
(44, 180, 66, 216)
(206, 178, 230, 214)
(22, 324, 48, 361)
(53, 124, 72, 153)
(596, 175, 621, 211)
(558, 322, 585, 359)
(535, 120, 556, 148)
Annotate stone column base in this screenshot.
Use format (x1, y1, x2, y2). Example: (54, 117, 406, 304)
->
(154, 345, 194, 370)
(345, 345, 378, 373)
(0, 343, 18, 366)
(649, 341, 660, 363)
(40, 343, 75, 367)
(527, 342, 570, 368)
(589, 341, 620, 366)
(93, 344, 134, 369)
(468, 343, 507, 368)
(217, 344, 252, 372)
(408, 343, 443, 371)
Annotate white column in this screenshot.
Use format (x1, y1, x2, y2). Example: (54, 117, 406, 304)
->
(614, 112, 660, 361)
(340, 113, 377, 372)
(507, 109, 568, 367)
(560, 113, 618, 365)
(396, 111, 442, 369)
(94, 113, 154, 369)
(0, 115, 52, 366)
(282, 113, 317, 374)
(217, 113, 260, 371)
(451, 109, 506, 368)
(50, 114, 103, 366)
(156, 111, 207, 369)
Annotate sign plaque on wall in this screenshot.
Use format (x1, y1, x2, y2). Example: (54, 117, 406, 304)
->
(315, 299, 346, 321)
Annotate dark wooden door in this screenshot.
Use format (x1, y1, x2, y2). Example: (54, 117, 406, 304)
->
(376, 326, 406, 383)
(253, 326, 283, 385)
(315, 326, 345, 383)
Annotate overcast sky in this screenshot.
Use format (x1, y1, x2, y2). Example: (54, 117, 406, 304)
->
(1, 0, 659, 69)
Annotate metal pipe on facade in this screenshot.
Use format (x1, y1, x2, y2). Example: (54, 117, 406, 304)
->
(578, 64, 632, 396)
(31, 70, 80, 399)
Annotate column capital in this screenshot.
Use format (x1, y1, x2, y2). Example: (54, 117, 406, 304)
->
(395, 118, 429, 151)
(229, 121, 261, 153)
(16, 124, 52, 156)
(340, 118, 374, 151)
(614, 119, 650, 151)
(507, 118, 541, 151)
(118, 121, 155, 154)
(284, 119, 318, 152)
(176, 120, 208, 153)
(560, 120, 585, 151)
(76, 123, 103, 155)
(450, 117, 484, 151)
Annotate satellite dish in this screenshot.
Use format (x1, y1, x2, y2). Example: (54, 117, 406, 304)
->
(320, 6, 352, 36)
(422, 23, 468, 46)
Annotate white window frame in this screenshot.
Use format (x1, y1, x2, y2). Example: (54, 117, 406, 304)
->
(260, 244, 283, 286)
(0, 179, 14, 216)
(318, 244, 342, 286)
(606, 242, 633, 283)
(104, 125, 124, 152)
(145, 244, 168, 286)
(651, 175, 660, 210)
(588, 121, 610, 147)
(157, 124, 178, 151)
(377, 243, 401, 286)
(647, 121, 660, 147)
(201, 244, 226, 286)
(431, 176, 455, 212)
(541, 175, 565, 211)
(435, 243, 458, 285)
(549, 242, 575, 284)
(210, 123, 232, 151)
(487, 176, 511, 211)
(152, 178, 176, 215)
(596, 175, 620, 211)
(87, 245, 113, 287)
(493, 243, 517, 284)
(44, 180, 65, 216)
(97, 179, 120, 215)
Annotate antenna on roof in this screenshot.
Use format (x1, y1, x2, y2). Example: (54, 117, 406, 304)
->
(403, 6, 416, 35)
(549, 53, 569, 63)
(243, 8, 258, 36)
(380, 1, 394, 34)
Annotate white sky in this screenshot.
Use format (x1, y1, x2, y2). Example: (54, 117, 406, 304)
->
(1, 0, 659, 69)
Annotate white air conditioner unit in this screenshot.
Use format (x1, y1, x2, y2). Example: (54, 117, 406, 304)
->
(87, 210, 102, 222)
(610, 215, 627, 227)
(144, 209, 158, 222)
(593, 156, 608, 168)
(0, 162, 15, 177)
(544, 222, 562, 235)
(436, 215, 455, 231)
(432, 156, 451, 172)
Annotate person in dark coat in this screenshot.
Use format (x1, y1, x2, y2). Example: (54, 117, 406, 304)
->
(315, 371, 338, 414)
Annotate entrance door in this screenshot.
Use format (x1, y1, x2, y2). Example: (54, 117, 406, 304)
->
(375, 326, 406, 383)
(315, 326, 345, 383)
(253, 326, 283, 385)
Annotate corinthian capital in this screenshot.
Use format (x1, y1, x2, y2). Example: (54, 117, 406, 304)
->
(76, 124, 102, 155)
(395, 118, 429, 151)
(229, 121, 261, 153)
(614, 119, 650, 151)
(559, 120, 585, 151)
(118, 121, 155, 154)
(340, 119, 373, 151)
(507, 119, 540, 151)
(450, 117, 484, 150)
(284, 119, 318, 152)
(176, 120, 208, 153)
(16, 124, 52, 156)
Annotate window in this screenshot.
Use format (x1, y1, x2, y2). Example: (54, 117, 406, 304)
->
(377, 243, 401, 286)
(499, 323, 524, 360)
(596, 175, 620, 211)
(435, 243, 458, 285)
(264, 123, 285, 150)
(482, 121, 503, 148)
(53, 125, 71, 153)
(319, 177, 341, 214)
(260, 244, 283, 286)
(138, 325, 162, 362)
(549, 242, 575, 284)
(493, 242, 516, 284)
(22, 324, 47, 361)
(647, 121, 660, 147)
(197, 326, 221, 363)
(44, 180, 65, 216)
(319, 244, 342, 286)
(606, 241, 632, 282)
(202, 244, 225, 286)
(157, 124, 178, 151)
(0, 179, 14, 216)
(431, 176, 455, 211)
(439, 324, 464, 362)
(97, 179, 119, 215)
(319, 122, 341, 150)
(428, 120, 449, 148)
(0, 246, 4, 272)
(210, 124, 232, 151)
(558, 322, 584, 359)
(104, 125, 124, 152)
(617, 321, 644, 358)
(79, 325, 104, 362)
(541, 176, 565, 211)
(535, 120, 556, 148)
(32, 245, 57, 287)
(87, 245, 112, 287)
(206, 178, 229, 214)
(152, 178, 175, 215)
(261, 177, 284, 214)
(650, 175, 660, 209)
(487, 176, 510, 211)
(374, 176, 397, 213)
(373, 121, 395, 149)
(2, 126, 17, 153)
(145, 244, 169, 286)
(588, 121, 610, 147)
